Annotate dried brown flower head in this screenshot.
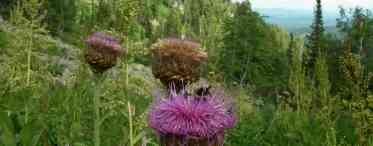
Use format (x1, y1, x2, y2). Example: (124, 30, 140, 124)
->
(151, 38, 208, 90)
(84, 32, 124, 73)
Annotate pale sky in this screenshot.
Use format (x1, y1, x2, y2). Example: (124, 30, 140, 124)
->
(233, 0, 373, 11)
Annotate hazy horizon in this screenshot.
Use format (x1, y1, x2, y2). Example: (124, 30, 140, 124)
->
(233, 0, 373, 12)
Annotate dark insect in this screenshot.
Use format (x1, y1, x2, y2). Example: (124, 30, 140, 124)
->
(195, 86, 211, 96)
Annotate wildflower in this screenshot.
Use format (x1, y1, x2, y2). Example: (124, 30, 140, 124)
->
(84, 32, 124, 73)
(151, 38, 208, 91)
(148, 90, 235, 146)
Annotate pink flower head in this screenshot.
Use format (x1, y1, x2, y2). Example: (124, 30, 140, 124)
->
(85, 32, 123, 56)
(148, 92, 236, 139)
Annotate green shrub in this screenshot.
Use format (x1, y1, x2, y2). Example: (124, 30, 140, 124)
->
(227, 103, 360, 146)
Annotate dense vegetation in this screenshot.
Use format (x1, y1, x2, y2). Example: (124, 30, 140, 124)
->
(0, 0, 372, 146)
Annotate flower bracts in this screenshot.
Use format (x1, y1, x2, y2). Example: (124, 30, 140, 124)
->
(151, 38, 208, 90)
(84, 32, 125, 73)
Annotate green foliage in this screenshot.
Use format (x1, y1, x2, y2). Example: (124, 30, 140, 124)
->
(338, 43, 366, 99)
(0, 61, 158, 146)
(94, 0, 140, 33)
(137, 0, 169, 39)
(314, 53, 331, 107)
(337, 7, 373, 82)
(45, 0, 78, 35)
(0, 0, 18, 19)
(287, 39, 311, 111)
(9, 0, 46, 27)
(324, 33, 344, 95)
(287, 33, 296, 66)
(337, 38, 372, 145)
(0, 112, 46, 146)
(183, 0, 206, 36)
(227, 103, 360, 146)
(162, 5, 184, 38)
(0, 112, 17, 146)
(304, 0, 326, 76)
(1, 0, 373, 145)
(0, 30, 8, 56)
(219, 2, 288, 91)
(337, 8, 373, 53)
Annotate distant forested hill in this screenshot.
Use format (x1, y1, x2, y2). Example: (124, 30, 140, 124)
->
(255, 8, 339, 34)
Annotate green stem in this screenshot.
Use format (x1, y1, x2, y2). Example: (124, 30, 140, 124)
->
(128, 102, 133, 146)
(25, 103, 28, 123)
(93, 74, 104, 146)
(125, 37, 129, 92)
(91, 0, 95, 27)
(125, 61, 129, 91)
(26, 42, 31, 85)
(26, 19, 33, 86)
(25, 20, 33, 124)
(94, 91, 100, 146)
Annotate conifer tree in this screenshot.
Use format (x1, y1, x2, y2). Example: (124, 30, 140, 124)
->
(305, 0, 325, 75)
(314, 52, 331, 107)
(219, 1, 268, 85)
(288, 41, 309, 111)
(339, 40, 372, 145)
(288, 33, 295, 66)
(339, 40, 364, 99)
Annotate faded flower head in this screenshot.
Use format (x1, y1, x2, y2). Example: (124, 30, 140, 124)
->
(151, 38, 208, 89)
(148, 90, 236, 145)
(84, 32, 124, 73)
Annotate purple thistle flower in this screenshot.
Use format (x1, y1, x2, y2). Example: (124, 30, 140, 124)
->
(148, 90, 236, 145)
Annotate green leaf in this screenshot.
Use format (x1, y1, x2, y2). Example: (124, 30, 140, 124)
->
(132, 131, 146, 145)
(0, 112, 16, 146)
(20, 120, 45, 146)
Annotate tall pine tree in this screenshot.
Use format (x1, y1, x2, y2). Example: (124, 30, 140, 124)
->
(304, 0, 325, 75)
(219, 1, 268, 85)
(288, 33, 295, 66)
